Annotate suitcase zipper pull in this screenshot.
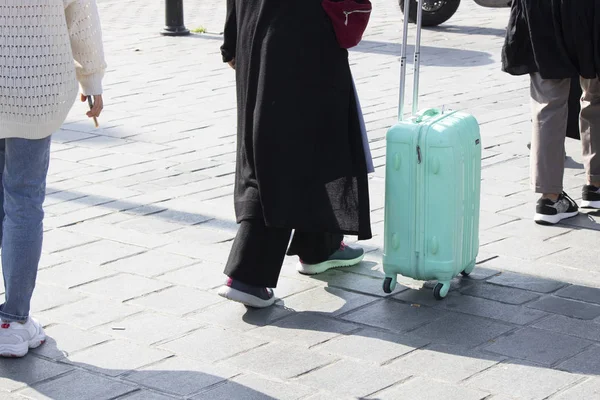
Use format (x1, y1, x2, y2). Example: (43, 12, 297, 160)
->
(416, 146, 422, 164)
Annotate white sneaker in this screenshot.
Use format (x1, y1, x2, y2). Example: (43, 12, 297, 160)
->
(0, 317, 46, 358)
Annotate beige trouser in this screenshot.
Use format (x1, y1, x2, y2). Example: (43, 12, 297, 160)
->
(530, 72, 600, 194)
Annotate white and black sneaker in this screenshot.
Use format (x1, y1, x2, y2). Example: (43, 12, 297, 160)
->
(534, 192, 579, 225)
(581, 185, 600, 209)
(217, 277, 276, 308)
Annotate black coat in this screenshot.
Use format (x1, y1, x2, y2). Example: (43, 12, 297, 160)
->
(502, 0, 600, 80)
(221, 0, 372, 239)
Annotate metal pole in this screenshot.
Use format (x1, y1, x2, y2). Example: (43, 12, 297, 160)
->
(412, 0, 423, 115)
(398, 0, 411, 121)
(161, 0, 190, 36)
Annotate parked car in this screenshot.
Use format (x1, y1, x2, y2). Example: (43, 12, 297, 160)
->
(399, 0, 511, 27)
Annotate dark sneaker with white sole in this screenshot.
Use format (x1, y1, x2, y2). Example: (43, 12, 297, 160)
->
(581, 185, 600, 209)
(534, 191, 579, 225)
(217, 278, 276, 308)
(297, 242, 365, 275)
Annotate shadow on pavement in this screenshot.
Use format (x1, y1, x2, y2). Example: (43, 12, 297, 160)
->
(429, 25, 507, 37)
(0, 338, 279, 399)
(352, 40, 495, 67)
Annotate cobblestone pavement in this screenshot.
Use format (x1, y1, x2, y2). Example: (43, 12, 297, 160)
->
(1, 0, 600, 399)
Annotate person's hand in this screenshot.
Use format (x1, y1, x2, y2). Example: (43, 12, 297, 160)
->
(228, 58, 235, 69)
(81, 94, 103, 118)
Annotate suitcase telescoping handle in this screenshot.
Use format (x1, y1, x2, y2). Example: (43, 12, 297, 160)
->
(398, 0, 424, 121)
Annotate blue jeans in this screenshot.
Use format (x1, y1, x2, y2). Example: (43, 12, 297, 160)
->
(0, 137, 51, 322)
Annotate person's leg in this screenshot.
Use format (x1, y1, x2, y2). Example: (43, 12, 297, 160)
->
(579, 77, 600, 208)
(529, 73, 579, 225)
(219, 219, 291, 308)
(288, 232, 364, 275)
(0, 136, 50, 357)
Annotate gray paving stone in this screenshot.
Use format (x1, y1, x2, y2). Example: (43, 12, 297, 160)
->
(160, 241, 234, 263)
(393, 288, 444, 307)
(295, 359, 407, 398)
(271, 276, 318, 299)
(387, 343, 504, 383)
(94, 312, 202, 346)
(17, 370, 136, 400)
(42, 229, 98, 253)
(31, 324, 111, 360)
(487, 218, 572, 241)
(341, 299, 443, 333)
(127, 285, 223, 316)
(309, 270, 394, 298)
(113, 390, 178, 400)
(303, 392, 353, 400)
(54, 240, 145, 265)
(460, 282, 540, 305)
(125, 356, 239, 397)
(66, 340, 171, 377)
(30, 284, 84, 313)
(370, 376, 490, 400)
(538, 247, 600, 271)
(557, 344, 600, 375)
(105, 250, 196, 277)
(487, 271, 566, 293)
(75, 273, 170, 302)
(533, 314, 600, 341)
(223, 342, 337, 380)
(485, 396, 522, 400)
(277, 287, 378, 317)
(167, 225, 235, 245)
(160, 326, 267, 363)
(66, 220, 179, 249)
(480, 255, 600, 289)
(439, 294, 548, 325)
(118, 216, 184, 235)
(36, 261, 116, 289)
(479, 211, 518, 231)
(466, 362, 580, 399)
(463, 266, 502, 281)
(312, 328, 429, 364)
(38, 253, 69, 270)
(480, 237, 569, 260)
(192, 301, 293, 332)
(552, 378, 600, 399)
(193, 373, 314, 400)
(0, 356, 72, 392)
(485, 327, 592, 366)
(157, 263, 226, 290)
(555, 285, 600, 305)
(527, 296, 600, 320)
(409, 313, 514, 347)
(44, 207, 114, 229)
(38, 297, 143, 329)
(249, 313, 359, 347)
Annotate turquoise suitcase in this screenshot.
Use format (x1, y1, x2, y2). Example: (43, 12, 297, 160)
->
(382, 0, 481, 300)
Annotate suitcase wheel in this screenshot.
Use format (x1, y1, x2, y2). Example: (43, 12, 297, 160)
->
(433, 282, 450, 300)
(383, 277, 396, 294)
(461, 261, 476, 277)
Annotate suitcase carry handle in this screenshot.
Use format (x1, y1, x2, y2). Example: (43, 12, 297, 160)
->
(398, 0, 424, 121)
(415, 108, 440, 123)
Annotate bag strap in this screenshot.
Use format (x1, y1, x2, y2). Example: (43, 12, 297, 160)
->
(398, 0, 424, 121)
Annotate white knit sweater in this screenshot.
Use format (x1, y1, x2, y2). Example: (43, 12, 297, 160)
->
(0, 0, 107, 139)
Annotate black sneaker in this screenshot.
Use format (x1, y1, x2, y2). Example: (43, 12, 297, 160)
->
(534, 192, 579, 225)
(217, 278, 276, 308)
(581, 185, 600, 209)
